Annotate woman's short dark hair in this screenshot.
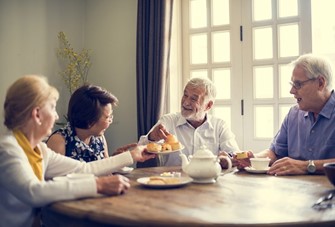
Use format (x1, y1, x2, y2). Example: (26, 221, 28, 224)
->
(68, 84, 118, 129)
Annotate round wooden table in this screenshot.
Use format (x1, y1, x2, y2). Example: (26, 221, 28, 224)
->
(42, 166, 335, 227)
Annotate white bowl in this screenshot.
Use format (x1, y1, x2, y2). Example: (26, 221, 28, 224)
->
(250, 158, 270, 170)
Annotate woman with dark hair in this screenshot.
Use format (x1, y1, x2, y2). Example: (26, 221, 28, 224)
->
(47, 84, 133, 162)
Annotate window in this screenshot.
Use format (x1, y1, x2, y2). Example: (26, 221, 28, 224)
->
(169, 0, 335, 151)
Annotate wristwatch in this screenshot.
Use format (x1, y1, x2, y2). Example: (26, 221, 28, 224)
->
(307, 160, 316, 174)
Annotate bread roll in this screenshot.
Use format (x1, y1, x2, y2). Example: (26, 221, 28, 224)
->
(170, 142, 181, 150)
(161, 143, 172, 151)
(147, 143, 162, 152)
(165, 134, 178, 143)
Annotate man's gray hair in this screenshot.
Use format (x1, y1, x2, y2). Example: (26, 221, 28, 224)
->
(186, 77, 217, 101)
(291, 53, 334, 90)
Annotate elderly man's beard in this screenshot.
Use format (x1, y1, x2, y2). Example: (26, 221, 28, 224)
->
(181, 107, 206, 122)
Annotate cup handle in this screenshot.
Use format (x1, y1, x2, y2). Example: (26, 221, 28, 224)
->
(219, 155, 233, 174)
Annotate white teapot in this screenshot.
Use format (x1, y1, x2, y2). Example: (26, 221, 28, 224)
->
(179, 145, 232, 183)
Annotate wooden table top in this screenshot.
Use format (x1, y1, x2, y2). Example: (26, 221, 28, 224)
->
(42, 166, 335, 227)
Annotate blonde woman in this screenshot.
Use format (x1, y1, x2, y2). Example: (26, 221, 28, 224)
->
(0, 75, 155, 227)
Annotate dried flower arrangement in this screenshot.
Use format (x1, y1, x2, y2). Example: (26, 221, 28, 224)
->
(56, 31, 92, 94)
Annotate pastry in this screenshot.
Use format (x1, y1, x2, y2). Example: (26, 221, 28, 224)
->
(147, 143, 162, 152)
(147, 177, 166, 185)
(147, 177, 181, 185)
(161, 143, 172, 151)
(170, 142, 181, 150)
(165, 134, 178, 144)
(236, 151, 248, 159)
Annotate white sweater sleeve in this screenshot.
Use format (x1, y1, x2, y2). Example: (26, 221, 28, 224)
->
(0, 136, 133, 207)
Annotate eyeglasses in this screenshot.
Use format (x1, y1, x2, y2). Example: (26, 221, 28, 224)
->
(289, 78, 317, 90)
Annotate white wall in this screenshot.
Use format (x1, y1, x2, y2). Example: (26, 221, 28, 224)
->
(0, 0, 138, 154)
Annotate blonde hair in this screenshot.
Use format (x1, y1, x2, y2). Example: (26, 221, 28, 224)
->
(4, 75, 59, 130)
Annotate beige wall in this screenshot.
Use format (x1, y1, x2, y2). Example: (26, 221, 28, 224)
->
(0, 0, 138, 154)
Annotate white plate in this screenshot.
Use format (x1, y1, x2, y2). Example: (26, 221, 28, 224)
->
(245, 167, 270, 174)
(116, 167, 134, 174)
(137, 176, 192, 189)
(146, 145, 185, 155)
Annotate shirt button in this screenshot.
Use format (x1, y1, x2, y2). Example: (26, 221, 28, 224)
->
(309, 148, 313, 152)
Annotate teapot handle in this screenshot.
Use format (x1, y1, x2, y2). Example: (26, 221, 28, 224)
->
(217, 155, 233, 173)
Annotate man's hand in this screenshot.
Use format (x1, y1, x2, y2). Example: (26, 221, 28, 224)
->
(148, 124, 170, 141)
(268, 157, 308, 176)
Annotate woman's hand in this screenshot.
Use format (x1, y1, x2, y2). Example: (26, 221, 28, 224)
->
(129, 145, 156, 162)
(96, 175, 131, 195)
(113, 143, 138, 156)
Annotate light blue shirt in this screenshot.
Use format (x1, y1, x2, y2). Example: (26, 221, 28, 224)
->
(138, 113, 240, 166)
(270, 91, 335, 160)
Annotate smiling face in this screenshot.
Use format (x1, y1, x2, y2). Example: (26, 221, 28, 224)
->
(290, 65, 321, 112)
(181, 84, 212, 123)
(88, 103, 113, 136)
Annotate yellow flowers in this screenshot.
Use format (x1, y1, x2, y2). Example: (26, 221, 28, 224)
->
(57, 31, 92, 94)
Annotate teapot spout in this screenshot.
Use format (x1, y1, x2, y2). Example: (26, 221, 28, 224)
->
(179, 153, 189, 172)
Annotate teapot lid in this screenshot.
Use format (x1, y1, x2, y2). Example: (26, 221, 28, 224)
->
(193, 145, 215, 158)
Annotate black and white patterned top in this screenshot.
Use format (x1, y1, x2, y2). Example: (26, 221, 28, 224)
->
(50, 123, 105, 162)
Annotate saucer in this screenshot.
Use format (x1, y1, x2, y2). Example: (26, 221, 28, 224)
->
(245, 167, 270, 174)
(191, 178, 216, 184)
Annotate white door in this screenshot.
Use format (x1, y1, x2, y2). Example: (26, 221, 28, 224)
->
(179, 0, 311, 151)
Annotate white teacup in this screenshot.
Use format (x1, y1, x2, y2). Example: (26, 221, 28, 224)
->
(250, 158, 270, 170)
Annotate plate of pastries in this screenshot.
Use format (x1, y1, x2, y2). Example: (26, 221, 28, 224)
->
(146, 134, 184, 155)
(137, 175, 192, 189)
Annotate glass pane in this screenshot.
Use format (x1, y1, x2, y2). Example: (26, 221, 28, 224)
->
(279, 64, 294, 98)
(190, 0, 207, 28)
(279, 105, 292, 126)
(253, 0, 272, 21)
(254, 106, 273, 138)
(191, 34, 208, 64)
(312, 0, 335, 56)
(254, 27, 273, 60)
(312, 0, 335, 82)
(213, 106, 231, 129)
(191, 70, 208, 79)
(278, 0, 298, 18)
(212, 31, 230, 63)
(278, 24, 299, 58)
(212, 0, 229, 26)
(254, 66, 273, 99)
(213, 68, 230, 99)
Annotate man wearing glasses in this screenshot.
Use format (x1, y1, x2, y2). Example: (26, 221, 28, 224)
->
(236, 53, 335, 176)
